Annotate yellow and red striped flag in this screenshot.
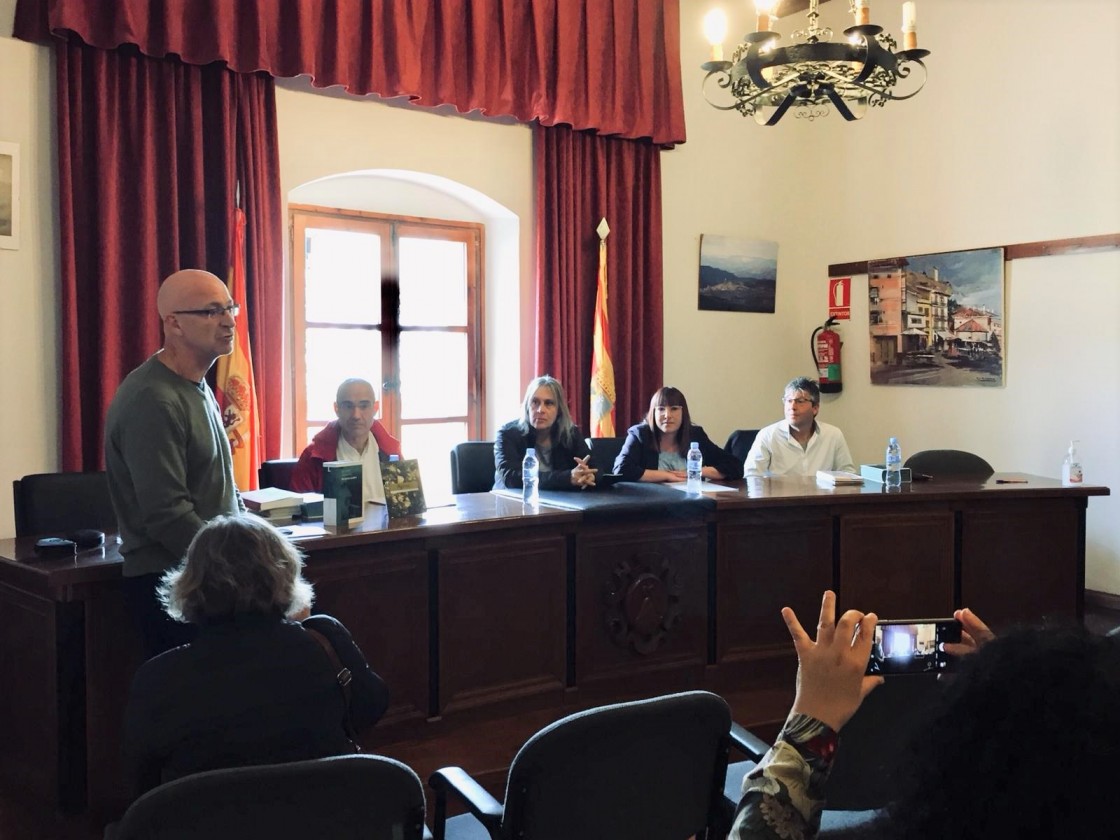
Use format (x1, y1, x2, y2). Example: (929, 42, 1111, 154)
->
(590, 218, 616, 437)
(216, 207, 262, 490)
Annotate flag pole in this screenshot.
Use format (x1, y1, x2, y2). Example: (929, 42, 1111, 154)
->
(590, 218, 616, 438)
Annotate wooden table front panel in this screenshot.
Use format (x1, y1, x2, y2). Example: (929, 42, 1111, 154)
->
(716, 510, 833, 666)
(839, 507, 955, 617)
(307, 544, 430, 726)
(960, 498, 1082, 629)
(575, 520, 707, 690)
(437, 533, 567, 716)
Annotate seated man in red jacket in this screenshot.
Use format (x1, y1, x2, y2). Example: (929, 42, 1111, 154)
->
(290, 378, 401, 504)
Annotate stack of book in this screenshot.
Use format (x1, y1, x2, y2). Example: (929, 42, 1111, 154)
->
(815, 470, 865, 487)
(241, 487, 306, 525)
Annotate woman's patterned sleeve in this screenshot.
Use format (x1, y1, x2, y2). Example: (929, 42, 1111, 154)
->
(729, 713, 839, 840)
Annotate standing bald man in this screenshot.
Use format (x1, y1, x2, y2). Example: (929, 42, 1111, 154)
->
(105, 269, 244, 656)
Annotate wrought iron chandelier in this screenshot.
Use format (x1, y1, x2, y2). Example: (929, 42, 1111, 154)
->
(701, 0, 930, 125)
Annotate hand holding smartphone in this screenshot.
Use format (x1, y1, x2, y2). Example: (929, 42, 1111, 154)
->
(865, 618, 962, 676)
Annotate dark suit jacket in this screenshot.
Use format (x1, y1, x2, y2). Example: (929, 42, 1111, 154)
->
(123, 613, 389, 797)
(613, 423, 743, 482)
(493, 420, 592, 490)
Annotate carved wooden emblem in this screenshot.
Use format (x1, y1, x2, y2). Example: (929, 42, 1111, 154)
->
(604, 553, 683, 654)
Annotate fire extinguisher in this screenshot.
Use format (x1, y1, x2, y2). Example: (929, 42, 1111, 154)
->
(811, 317, 843, 394)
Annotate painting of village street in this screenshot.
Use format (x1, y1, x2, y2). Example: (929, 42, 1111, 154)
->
(698, 234, 777, 313)
(868, 247, 1004, 387)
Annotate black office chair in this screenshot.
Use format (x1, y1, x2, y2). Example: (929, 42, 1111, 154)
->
(724, 430, 760, 464)
(586, 435, 627, 474)
(904, 449, 993, 478)
(430, 690, 732, 840)
(449, 441, 496, 494)
(722, 676, 944, 836)
(259, 458, 300, 490)
(13, 471, 117, 537)
(107, 754, 431, 840)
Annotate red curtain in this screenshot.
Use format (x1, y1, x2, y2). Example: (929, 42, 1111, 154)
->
(535, 124, 664, 433)
(15, 0, 686, 147)
(56, 41, 282, 470)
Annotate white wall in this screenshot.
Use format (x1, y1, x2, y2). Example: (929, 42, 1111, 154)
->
(668, 0, 1120, 591)
(2, 0, 1118, 596)
(0, 0, 58, 536)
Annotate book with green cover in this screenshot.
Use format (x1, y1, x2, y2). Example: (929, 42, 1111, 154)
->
(380, 458, 427, 518)
(322, 460, 363, 528)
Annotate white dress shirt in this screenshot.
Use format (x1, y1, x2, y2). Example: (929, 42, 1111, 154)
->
(744, 420, 855, 477)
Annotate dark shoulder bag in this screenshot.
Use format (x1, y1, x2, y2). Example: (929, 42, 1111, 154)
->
(305, 626, 361, 752)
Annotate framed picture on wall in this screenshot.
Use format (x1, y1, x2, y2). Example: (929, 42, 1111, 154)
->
(698, 234, 777, 313)
(0, 142, 19, 251)
(868, 246, 1005, 387)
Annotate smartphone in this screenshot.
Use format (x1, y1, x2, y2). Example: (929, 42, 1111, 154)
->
(865, 618, 962, 676)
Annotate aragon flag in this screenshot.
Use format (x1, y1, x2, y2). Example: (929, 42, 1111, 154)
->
(215, 207, 262, 490)
(589, 218, 616, 438)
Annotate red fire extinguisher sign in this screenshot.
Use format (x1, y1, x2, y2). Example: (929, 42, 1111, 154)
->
(828, 277, 851, 320)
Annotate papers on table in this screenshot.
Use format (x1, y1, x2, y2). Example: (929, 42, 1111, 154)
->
(664, 481, 741, 493)
(816, 470, 865, 486)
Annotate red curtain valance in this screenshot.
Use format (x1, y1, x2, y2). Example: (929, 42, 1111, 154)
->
(14, 0, 686, 146)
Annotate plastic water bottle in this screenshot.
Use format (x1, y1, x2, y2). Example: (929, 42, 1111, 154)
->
(522, 448, 540, 508)
(686, 442, 703, 493)
(886, 437, 902, 488)
(1062, 440, 1083, 487)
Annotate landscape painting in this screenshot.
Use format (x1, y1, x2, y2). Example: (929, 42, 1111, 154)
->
(698, 235, 777, 313)
(0, 142, 17, 250)
(868, 246, 1005, 387)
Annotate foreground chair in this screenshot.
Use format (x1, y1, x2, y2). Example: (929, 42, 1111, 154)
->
(108, 754, 430, 840)
(904, 449, 993, 478)
(723, 430, 759, 465)
(723, 676, 943, 836)
(449, 441, 496, 494)
(13, 471, 116, 536)
(430, 690, 731, 840)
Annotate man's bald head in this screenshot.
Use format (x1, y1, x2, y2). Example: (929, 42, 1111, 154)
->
(336, 378, 376, 404)
(157, 270, 229, 318)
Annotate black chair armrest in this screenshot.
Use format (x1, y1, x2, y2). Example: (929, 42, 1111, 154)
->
(729, 722, 771, 763)
(429, 766, 503, 840)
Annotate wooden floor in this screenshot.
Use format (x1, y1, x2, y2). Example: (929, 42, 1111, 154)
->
(4, 602, 1117, 840)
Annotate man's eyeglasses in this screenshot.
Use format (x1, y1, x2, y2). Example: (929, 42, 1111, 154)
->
(783, 397, 814, 406)
(173, 303, 240, 319)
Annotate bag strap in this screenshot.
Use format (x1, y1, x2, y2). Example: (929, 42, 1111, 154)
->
(305, 625, 360, 750)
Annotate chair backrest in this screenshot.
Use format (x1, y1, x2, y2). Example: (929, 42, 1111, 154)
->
(724, 429, 759, 464)
(586, 436, 627, 474)
(259, 458, 300, 491)
(904, 449, 993, 478)
(449, 441, 496, 494)
(112, 754, 428, 840)
(12, 471, 117, 537)
(500, 691, 731, 840)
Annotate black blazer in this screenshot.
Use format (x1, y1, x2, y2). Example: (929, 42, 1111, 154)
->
(613, 423, 743, 482)
(123, 613, 389, 797)
(493, 420, 592, 491)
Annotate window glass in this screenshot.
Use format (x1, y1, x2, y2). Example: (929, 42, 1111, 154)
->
(401, 421, 468, 505)
(399, 237, 467, 327)
(305, 228, 381, 325)
(305, 327, 382, 421)
(399, 331, 468, 419)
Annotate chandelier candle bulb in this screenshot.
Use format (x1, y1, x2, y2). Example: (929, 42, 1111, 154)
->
(902, 1, 917, 49)
(855, 0, 870, 26)
(702, 9, 727, 62)
(755, 0, 777, 33)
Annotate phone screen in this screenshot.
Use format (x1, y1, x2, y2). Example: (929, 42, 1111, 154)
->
(865, 619, 962, 676)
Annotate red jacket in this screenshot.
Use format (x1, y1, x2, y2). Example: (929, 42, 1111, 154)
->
(289, 420, 402, 493)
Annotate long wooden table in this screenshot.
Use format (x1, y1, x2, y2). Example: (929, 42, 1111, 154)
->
(0, 474, 1106, 820)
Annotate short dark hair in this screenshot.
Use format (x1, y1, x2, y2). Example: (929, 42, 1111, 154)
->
(645, 386, 693, 455)
(159, 515, 314, 624)
(784, 377, 820, 405)
(881, 624, 1120, 839)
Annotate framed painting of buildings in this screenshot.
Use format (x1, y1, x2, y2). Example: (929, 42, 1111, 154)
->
(0, 142, 18, 251)
(698, 235, 777, 313)
(868, 247, 1004, 387)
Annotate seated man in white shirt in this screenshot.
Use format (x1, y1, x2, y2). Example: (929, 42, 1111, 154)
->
(290, 378, 402, 503)
(745, 377, 855, 477)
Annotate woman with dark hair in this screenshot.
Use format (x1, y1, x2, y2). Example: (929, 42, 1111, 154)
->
(122, 515, 389, 797)
(613, 386, 742, 483)
(494, 375, 597, 490)
(730, 595, 1120, 840)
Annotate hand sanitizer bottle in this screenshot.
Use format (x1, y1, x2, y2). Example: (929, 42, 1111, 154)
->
(1061, 440, 1083, 487)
